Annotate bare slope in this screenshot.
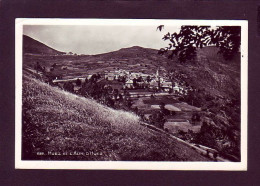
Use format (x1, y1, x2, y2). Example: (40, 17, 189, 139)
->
(22, 75, 210, 161)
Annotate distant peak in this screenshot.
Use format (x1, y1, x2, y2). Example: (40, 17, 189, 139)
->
(120, 46, 144, 50)
(130, 46, 143, 49)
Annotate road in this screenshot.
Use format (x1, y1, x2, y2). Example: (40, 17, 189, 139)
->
(140, 121, 230, 162)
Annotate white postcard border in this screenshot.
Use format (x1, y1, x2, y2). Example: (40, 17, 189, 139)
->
(15, 18, 248, 170)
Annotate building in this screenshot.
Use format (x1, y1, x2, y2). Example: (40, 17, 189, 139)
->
(173, 82, 182, 93)
(161, 81, 172, 92)
(125, 79, 133, 88)
(149, 79, 159, 89)
(105, 71, 120, 80)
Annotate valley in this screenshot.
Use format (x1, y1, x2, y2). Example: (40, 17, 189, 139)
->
(22, 35, 241, 161)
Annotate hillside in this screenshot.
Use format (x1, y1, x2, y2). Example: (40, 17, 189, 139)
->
(23, 43, 240, 99)
(93, 45, 240, 97)
(23, 35, 65, 55)
(22, 74, 210, 161)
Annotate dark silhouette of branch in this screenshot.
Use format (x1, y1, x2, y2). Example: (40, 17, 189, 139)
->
(158, 26, 241, 62)
(157, 25, 164, 32)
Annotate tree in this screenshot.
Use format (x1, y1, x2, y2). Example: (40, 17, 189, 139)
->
(191, 112, 201, 124)
(149, 110, 166, 129)
(90, 74, 98, 82)
(76, 78, 81, 86)
(51, 63, 57, 68)
(84, 78, 89, 84)
(119, 94, 123, 101)
(157, 25, 241, 62)
(114, 89, 119, 100)
(63, 82, 74, 93)
(159, 102, 170, 116)
(133, 78, 137, 88)
(159, 102, 166, 110)
(122, 76, 126, 84)
(146, 76, 152, 83)
(35, 62, 43, 73)
(137, 76, 143, 82)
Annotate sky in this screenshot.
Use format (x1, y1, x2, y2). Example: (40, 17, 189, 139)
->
(23, 25, 180, 55)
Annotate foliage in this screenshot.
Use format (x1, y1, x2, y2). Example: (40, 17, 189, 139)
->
(191, 113, 201, 124)
(63, 82, 74, 93)
(148, 111, 165, 129)
(76, 78, 81, 86)
(157, 25, 241, 62)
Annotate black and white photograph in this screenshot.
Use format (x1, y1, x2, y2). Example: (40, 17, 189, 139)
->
(15, 19, 247, 170)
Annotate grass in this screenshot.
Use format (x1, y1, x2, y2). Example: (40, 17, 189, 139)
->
(22, 74, 210, 161)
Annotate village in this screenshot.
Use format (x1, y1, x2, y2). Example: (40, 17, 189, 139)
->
(26, 59, 204, 137)
(24, 63, 227, 161)
(37, 65, 201, 136)
(28, 60, 202, 135)
(25, 58, 237, 162)
(52, 68, 192, 96)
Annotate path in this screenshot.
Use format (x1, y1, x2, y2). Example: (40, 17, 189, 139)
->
(140, 121, 231, 162)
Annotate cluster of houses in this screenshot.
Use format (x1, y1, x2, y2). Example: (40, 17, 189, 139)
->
(51, 68, 194, 96)
(101, 69, 191, 95)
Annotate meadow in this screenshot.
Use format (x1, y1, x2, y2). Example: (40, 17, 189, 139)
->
(22, 74, 210, 161)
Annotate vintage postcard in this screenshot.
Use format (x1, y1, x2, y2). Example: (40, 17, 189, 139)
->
(15, 19, 248, 170)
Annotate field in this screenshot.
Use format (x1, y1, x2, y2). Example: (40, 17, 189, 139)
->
(142, 96, 180, 105)
(22, 74, 210, 161)
(164, 122, 201, 133)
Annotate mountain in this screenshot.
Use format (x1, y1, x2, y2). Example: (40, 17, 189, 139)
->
(23, 35, 65, 55)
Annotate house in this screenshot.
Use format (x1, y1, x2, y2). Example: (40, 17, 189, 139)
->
(136, 81, 145, 88)
(105, 72, 115, 80)
(105, 71, 120, 80)
(161, 81, 172, 91)
(173, 83, 182, 93)
(125, 79, 133, 88)
(141, 74, 149, 79)
(149, 80, 159, 89)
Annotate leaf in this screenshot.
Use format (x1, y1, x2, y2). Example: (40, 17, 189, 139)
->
(157, 25, 164, 32)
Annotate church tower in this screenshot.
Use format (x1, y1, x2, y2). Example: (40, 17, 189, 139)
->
(156, 67, 161, 89)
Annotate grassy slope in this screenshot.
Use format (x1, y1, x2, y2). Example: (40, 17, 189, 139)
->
(22, 74, 210, 161)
